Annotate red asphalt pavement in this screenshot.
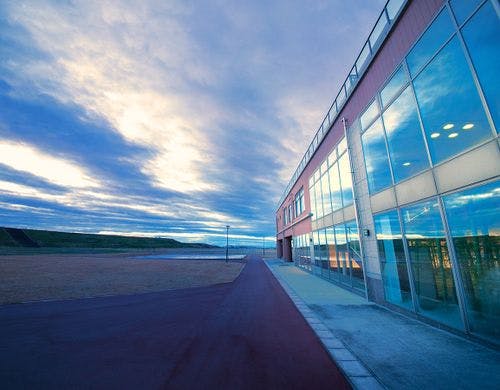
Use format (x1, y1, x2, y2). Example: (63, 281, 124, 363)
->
(0, 255, 350, 389)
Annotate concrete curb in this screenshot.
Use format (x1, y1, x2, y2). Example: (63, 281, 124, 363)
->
(264, 259, 386, 390)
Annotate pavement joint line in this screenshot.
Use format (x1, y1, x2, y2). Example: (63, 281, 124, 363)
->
(264, 259, 387, 390)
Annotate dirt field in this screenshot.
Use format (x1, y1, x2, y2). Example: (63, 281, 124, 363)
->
(0, 253, 245, 304)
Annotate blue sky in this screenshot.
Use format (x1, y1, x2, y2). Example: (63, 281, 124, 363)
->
(0, 0, 384, 246)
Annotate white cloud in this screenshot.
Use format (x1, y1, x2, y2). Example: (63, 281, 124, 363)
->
(4, 0, 222, 193)
(0, 141, 100, 189)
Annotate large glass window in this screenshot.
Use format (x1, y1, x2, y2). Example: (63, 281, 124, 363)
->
(361, 118, 392, 193)
(319, 229, 329, 277)
(326, 227, 339, 276)
(413, 37, 492, 164)
(461, 1, 500, 130)
(321, 172, 332, 216)
(383, 86, 430, 182)
(443, 181, 500, 341)
(407, 8, 455, 76)
(314, 181, 323, 220)
(345, 220, 365, 290)
(338, 152, 354, 206)
(374, 210, 412, 309)
(328, 162, 343, 212)
(313, 230, 321, 267)
(450, 0, 483, 25)
(309, 182, 317, 221)
(380, 66, 408, 108)
(360, 99, 379, 130)
(294, 188, 304, 217)
(334, 224, 350, 284)
(401, 200, 461, 329)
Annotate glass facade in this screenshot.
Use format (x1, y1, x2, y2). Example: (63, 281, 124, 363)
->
(460, 1, 500, 129)
(359, 1, 497, 195)
(413, 36, 491, 164)
(383, 86, 430, 182)
(443, 181, 500, 340)
(401, 200, 461, 328)
(309, 137, 354, 221)
(406, 8, 455, 76)
(293, 233, 312, 271)
(283, 0, 499, 345)
(305, 219, 366, 292)
(374, 211, 412, 309)
(361, 119, 392, 193)
(371, 179, 500, 341)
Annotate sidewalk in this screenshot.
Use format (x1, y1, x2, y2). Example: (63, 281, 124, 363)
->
(265, 259, 500, 390)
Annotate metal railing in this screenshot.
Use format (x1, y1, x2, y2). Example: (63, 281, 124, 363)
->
(277, 0, 407, 210)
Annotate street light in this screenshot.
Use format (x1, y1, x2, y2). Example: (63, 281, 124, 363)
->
(225, 225, 230, 263)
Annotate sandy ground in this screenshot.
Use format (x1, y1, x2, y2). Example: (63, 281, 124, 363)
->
(0, 253, 245, 304)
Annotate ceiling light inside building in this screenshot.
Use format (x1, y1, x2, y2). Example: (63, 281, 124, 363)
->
(403, 162, 411, 166)
(462, 123, 474, 130)
(448, 132, 459, 138)
(443, 123, 454, 130)
(430, 132, 440, 138)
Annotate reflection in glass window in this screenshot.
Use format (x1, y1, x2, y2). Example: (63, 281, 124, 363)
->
(321, 160, 328, 175)
(309, 182, 317, 221)
(383, 86, 430, 182)
(329, 162, 343, 212)
(461, 1, 500, 129)
(356, 42, 371, 73)
(321, 172, 332, 216)
(381, 66, 408, 107)
(313, 230, 321, 266)
(407, 8, 455, 76)
(338, 152, 354, 206)
(370, 13, 389, 50)
(360, 99, 379, 130)
(413, 37, 491, 164)
(443, 181, 500, 341)
(387, 0, 405, 21)
(314, 182, 323, 219)
(337, 137, 347, 156)
(319, 229, 329, 276)
(337, 87, 346, 108)
(346, 220, 365, 290)
(361, 119, 393, 193)
(335, 224, 350, 284)
(450, 0, 483, 25)
(374, 210, 412, 309)
(402, 200, 461, 329)
(326, 227, 338, 276)
(328, 150, 336, 166)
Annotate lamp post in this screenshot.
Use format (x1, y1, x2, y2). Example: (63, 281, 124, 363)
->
(225, 225, 230, 263)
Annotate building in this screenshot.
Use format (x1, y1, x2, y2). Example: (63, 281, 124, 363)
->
(275, 0, 499, 346)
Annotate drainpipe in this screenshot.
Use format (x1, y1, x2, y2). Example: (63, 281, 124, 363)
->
(342, 117, 369, 298)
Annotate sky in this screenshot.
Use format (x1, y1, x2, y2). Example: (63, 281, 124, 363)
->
(0, 0, 385, 246)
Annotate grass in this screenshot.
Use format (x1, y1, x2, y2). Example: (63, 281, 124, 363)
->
(0, 227, 216, 254)
(0, 229, 19, 247)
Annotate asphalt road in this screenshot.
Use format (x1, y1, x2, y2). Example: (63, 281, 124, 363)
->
(0, 255, 350, 389)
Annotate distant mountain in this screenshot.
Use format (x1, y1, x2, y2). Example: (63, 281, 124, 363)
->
(0, 227, 217, 249)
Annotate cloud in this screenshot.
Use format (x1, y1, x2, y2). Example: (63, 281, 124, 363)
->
(0, 0, 387, 243)
(0, 140, 100, 188)
(2, 0, 222, 193)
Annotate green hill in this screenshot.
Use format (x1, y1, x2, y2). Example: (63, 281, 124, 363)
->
(1, 227, 215, 249)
